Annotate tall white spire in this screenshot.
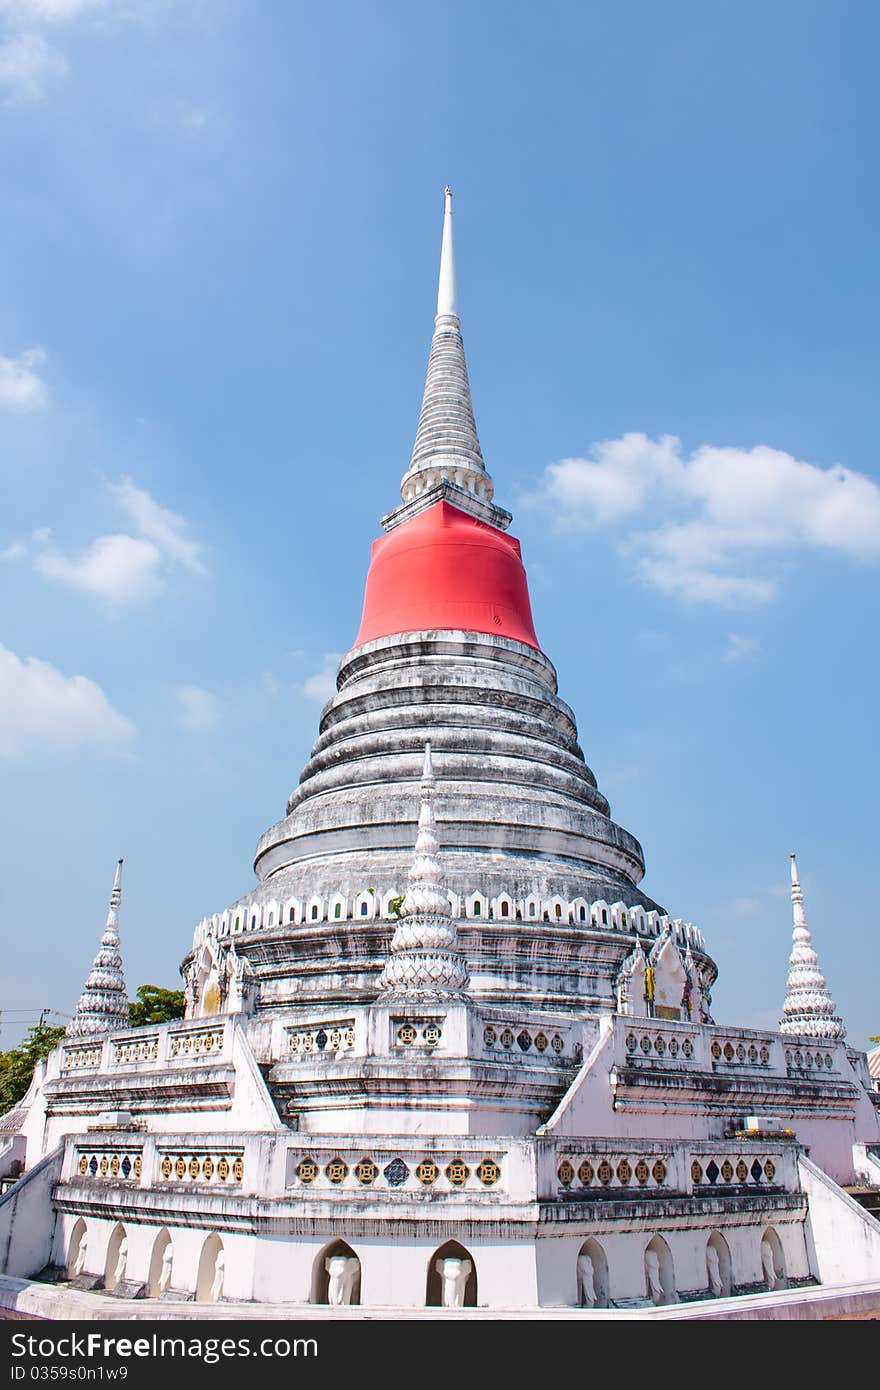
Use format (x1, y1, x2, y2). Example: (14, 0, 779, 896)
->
(779, 854, 845, 1041)
(436, 186, 458, 319)
(388, 188, 511, 532)
(377, 744, 470, 1000)
(66, 859, 131, 1038)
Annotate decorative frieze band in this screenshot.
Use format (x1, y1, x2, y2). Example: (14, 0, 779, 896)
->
(192, 894, 706, 954)
(156, 1150, 244, 1183)
(287, 1151, 503, 1192)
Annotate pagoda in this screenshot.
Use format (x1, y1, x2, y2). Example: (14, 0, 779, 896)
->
(1, 191, 879, 1318)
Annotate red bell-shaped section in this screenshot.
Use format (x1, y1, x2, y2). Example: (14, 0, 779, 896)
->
(354, 501, 541, 650)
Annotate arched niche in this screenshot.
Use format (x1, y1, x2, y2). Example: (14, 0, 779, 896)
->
(760, 1227, 787, 1291)
(196, 1232, 224, 1302)
(103, 1222, 127, 1293)
(576, 1237, 609, 1308)
(644, 1234, 676, 1306)
(147, 1228, 173, 1299)
(66, 1218, 87, 1279)
(426, 1239, 477, 1308)
(310, 1238, 361, 1306)
(706, 1231, 732, 1298)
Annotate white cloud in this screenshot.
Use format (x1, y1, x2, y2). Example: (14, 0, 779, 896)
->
(733, 896, 763, 917)
(0, 32, 64, 101)
(0, 347, 48, 408)
(38, 533, 162, 602)
(724, 634, 759, 663)
(0, 1, 104, 18)
(37, 480, 205, 604)
(300, 654, 341, 703)
(108, 477, 206, 574)
(530, 433, 880, 606)
(0, 642, 134, 756)
(1, 540, 26, 560)
(172, 684, 221, 733)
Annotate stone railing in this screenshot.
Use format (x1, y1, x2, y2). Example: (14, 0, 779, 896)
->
(59, 1019, 231, 1078)
(156, 1149, 245, 1184)
(618, 1019, 701, 1068)
(784, 1043, 839, 1076)
(547, 1138, 796, 1198)
(708, 1035, 773, 1070)
(286, 1020, 356, 1057)
(112, 1033, 160, 1065)
(481, 1019, 573, 1063)
(166, 1024, 225, 1060)
(286, 1148, 504, 1193)
(74, 1146, 143, 1181)
(61, 1042, 103, 1072)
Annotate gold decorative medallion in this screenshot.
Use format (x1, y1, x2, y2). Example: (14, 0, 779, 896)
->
(354, 1158, 378, 1186)
(295, 1157, 318, 1184)
(445, 1160, 471, 1187)
(476, 1159, 501, 1186)
(416, 1158, 440, 1185)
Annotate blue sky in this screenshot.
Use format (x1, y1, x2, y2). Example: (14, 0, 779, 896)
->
(1, 1, 878, 1048)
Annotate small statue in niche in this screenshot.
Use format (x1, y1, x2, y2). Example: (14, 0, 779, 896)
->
(577, 1252, 596, 1308)
(706, 1245, 723, 1297)
(158, 1244, 174, 1295)
(761, 1241, 778, 1291)
(325, 1254, 359, 1306)
(71, 1234, 88, 1278)
(211, 1250, 225, 1302)
(645, 1248, 663, 1304)
(114, 1237, 128, 1288)
(436, 1256, 472, 1308)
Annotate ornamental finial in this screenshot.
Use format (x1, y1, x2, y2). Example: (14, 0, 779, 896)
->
(376, 744, 469, 1000)
(66, 858, 131, 1039)
(779, 853, 845, 1041)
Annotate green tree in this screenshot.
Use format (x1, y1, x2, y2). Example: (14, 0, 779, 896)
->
(0, 1022, 66, 1114)
(128, 984, 186, 1027)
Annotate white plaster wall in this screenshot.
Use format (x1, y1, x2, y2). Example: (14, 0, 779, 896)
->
(800, 1155, 880, 1283)
(0, 1148, 62, 1278)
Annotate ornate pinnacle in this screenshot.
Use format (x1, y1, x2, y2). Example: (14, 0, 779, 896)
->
(66, 859, 131, 1039)
(778, 854, 845, 1041)
(390, 188, 512, 530)
(377, 744, 470, 1001)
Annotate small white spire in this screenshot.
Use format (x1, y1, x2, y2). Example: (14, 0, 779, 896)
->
(436, 186, 458, 319)
(67, 859, 131, 1039)
(779, 853, 845, 1041)
(377, 745, 469, 1000)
